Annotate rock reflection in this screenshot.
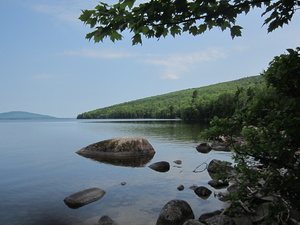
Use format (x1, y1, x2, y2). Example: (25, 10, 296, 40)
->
(77, 154, 154, 167)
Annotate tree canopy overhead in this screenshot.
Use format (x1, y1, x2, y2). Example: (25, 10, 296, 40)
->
(79, 0, 299, 45)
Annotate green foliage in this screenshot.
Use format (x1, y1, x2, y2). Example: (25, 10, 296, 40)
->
(264, 47, 300, 97)
(77, 75, 263, 120)
(79, 0, 300, 45)
(203, 48, 300, 221)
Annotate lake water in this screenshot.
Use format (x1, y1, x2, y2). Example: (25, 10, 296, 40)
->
(0, 119, 232, 225)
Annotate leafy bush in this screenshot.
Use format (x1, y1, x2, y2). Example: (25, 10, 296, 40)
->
(203, 48, 300, 223)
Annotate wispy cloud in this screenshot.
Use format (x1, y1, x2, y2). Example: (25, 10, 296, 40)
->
(32, 4, 78, 23)
(26, 0, 168, 26)
(143, 48, 227, 80)
(61, 48, 137, 59)
(61, 47, 226, 79)
(28, 0, 100, 24)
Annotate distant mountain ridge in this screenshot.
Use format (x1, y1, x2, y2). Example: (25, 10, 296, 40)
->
(0, 111, 57, 119)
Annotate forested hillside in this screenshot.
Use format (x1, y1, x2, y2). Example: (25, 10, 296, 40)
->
(77, 75, 264, 121)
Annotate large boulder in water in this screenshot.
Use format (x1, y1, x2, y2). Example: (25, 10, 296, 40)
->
(63, 187, 106, 209)
(76, 137, 155, 167)
(156, 199, 195, 225)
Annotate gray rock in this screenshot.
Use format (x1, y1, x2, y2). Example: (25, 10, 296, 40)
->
(156, 199, 195, 225)
(217, 193, 229, 202)
(232, 217, 252, 225)
(97, 215, 119, 225)
(177, 185, 185, 191)
(208, 180, 229, 189)
(194, 186, 212, 199)
(76, 137, 155, 167)
(196, 143, 212, 153)
(149, 161, 170, 172)
(183, 219, 205, 225)
(207, 159, 232, 174)
(227, 184, 239, 193)
(189, 185, 198, 191)
(77, 137, 155, 157)
(211, 143, 230, 152)
(174, 160, 182, 165)
(205, 215, 235, 225)
(199, 210, 222, 221)
(64, 187, 106, 209)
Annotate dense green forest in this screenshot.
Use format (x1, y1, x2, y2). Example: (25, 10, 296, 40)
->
(77, 75, 264, 121)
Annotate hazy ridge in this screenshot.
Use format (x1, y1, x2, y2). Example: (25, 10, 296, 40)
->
(0, 111, 57, 120)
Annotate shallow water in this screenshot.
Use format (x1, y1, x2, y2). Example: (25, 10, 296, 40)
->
(0, 119, 232, 225)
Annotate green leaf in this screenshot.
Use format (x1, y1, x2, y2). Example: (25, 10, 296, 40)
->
(86, 18, 97, 28)
(78, 10, 94, 22)
(85, 31, 96, 40)
(145, 29, 155, 38)
(162, 28, 168, 37)
(230, 25, 243, 38)
(170, 25, 181, 37)
(155, 26, 166, 38)
(140, 26, 150, 35)
(198, 24, 207, 34)
(220, 21, 230, 31)
(132, 33, 142, 45)
(93, 27, 105, 42)
(189, 26, 198, 35)
(110, 31, 123, 42)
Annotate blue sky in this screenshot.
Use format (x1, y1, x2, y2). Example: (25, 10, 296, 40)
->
(1, 0, 299, 118)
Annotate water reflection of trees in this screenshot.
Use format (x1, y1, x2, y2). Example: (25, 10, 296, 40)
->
(84, 120, 209, 143)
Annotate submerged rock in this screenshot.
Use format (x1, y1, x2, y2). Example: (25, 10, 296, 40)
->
(63, 187, 106, 209)
(76, 137, 155, 167)
(174, 160, 182, 165)
(97, 215, 119, 225)
(156, 199, 195, 225)
(149, 161, 170, 172)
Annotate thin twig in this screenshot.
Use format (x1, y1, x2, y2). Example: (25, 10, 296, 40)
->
(193, 162, 208, 173)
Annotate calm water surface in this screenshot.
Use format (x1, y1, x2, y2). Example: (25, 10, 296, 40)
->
(0, 119, 232, 225)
